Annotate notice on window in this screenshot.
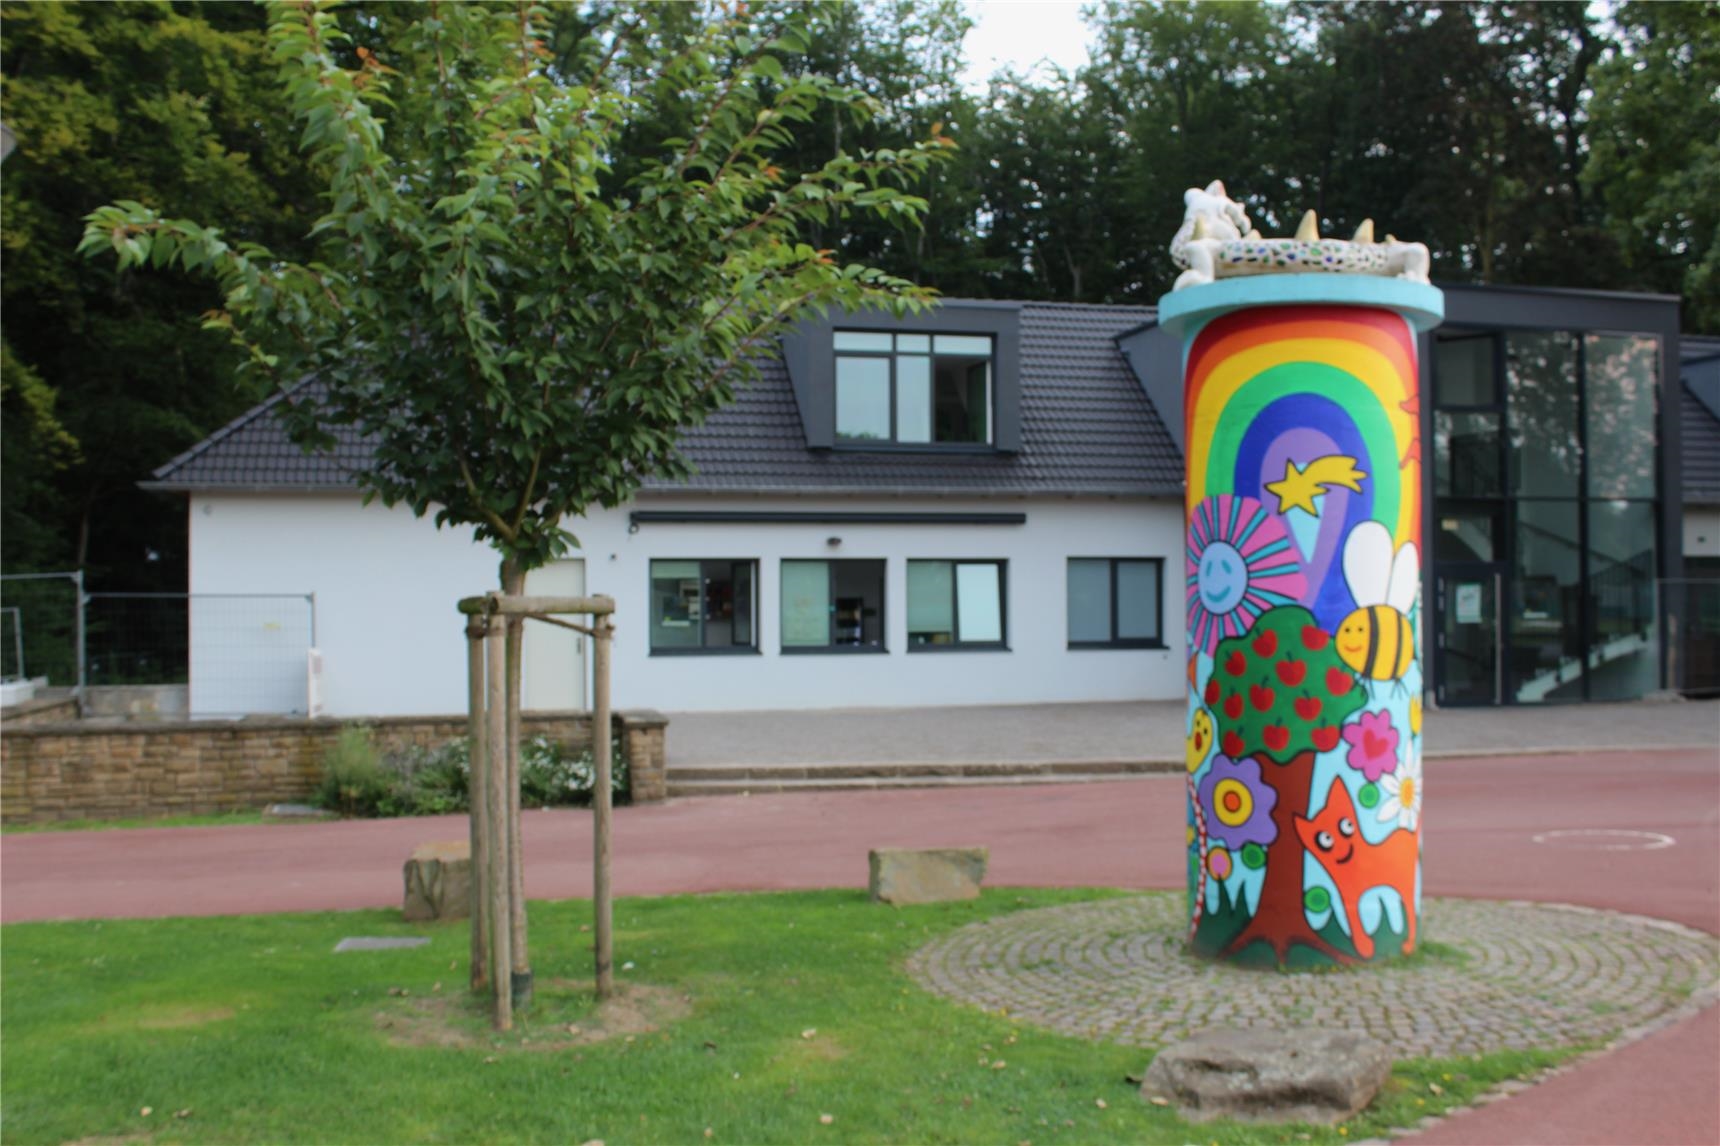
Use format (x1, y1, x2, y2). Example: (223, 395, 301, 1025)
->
(1455, 582, 1483, 625)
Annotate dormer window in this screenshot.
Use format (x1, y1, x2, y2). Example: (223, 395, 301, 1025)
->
(834, 331, 993, 446)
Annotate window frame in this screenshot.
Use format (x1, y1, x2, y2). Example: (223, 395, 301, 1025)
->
(905, 558, 1009, 652)
(833, 331, 995, 449)
(647, 558, 761, 656)
(779, 558, 889, 655)
(1066, 557, 1166, 650)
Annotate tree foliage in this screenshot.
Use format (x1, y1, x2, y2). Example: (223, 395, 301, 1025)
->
(1, 0, 320, 583)
(5, 0, 1715, 597)
(81, 0, 951, 576)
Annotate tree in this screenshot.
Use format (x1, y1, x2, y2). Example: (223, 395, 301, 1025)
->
(1191, 606, 1365, 964)
(81, 0, 948, 1025)
(1, 0, 320, 588)
(1585, 1, 1720, 332)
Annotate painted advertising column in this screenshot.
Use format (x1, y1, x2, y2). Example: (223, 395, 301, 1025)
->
(1160, 183, 1444, 967)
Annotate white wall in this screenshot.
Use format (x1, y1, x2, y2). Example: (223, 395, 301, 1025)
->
(1684, 507, 1720, 560)
(188, 492, 1188, 715)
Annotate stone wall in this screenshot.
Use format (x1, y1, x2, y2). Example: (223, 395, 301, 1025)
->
(1, 695, 80, 727)
(0, 709, 668, 825)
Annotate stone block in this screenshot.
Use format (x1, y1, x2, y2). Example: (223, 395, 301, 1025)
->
(1140, 1028, 1392, 1124)
(868, 847, 988, 905)
(402, 840, 472, 922)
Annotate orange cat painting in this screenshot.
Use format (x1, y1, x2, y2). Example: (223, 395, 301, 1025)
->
(1294, 778, 1419, 959)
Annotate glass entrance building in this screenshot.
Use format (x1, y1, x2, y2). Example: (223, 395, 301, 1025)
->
(1425, 285, 1683, 705)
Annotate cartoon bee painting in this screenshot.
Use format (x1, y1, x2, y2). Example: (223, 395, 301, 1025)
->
(1336, 521, 1419, 692)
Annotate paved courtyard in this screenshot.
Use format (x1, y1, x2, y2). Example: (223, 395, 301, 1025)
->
(911, 894, 1719, 1060)
(664, 697, 1720, 769)
(3, 747, 1716, 1145)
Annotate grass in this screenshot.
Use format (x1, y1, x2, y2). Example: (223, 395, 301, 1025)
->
(1, 809, 275, 834)
(0, 889, 1578, 1145)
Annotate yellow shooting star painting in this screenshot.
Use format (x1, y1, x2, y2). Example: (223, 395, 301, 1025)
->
(1265, 455, 1368, 516)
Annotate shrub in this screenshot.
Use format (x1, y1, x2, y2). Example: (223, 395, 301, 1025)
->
(518, 734, 630, 809)
(315, 725, 390, 817)
(318, 730, 627, 820)
(377, 739, 470, 818)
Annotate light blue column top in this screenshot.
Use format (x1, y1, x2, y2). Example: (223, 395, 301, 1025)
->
(1157, 275, 1446, 340)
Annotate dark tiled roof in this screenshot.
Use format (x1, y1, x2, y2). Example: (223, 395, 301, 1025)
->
(148, 301, 1184, 498)
(147, 383, 375, 490)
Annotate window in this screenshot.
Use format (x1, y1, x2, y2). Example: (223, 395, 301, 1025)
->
(648, 560, 757, 654)
(834, 331, 993, 446)
(906, 560, 1006, 649)
(781, 560, 886, 652)
(1067, 558, 1163, 648)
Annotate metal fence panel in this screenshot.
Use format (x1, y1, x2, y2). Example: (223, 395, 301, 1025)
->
(84, 593, 189, 685)
(186, 595, 316, 716)
(0, 573, 80, 687)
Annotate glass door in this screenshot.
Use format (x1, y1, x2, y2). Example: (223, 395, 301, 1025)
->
(1436, 564, 1505, 706)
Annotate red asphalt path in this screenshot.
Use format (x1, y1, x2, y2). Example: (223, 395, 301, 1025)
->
(5, 749, 1718, 1144)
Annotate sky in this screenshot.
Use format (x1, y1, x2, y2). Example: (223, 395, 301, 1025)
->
(959, 0, 1096, 90)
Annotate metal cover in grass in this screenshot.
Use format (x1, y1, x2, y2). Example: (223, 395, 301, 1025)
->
(335, 937, 431, 952)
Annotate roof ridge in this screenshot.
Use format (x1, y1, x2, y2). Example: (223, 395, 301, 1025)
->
(152, 378, 318, 481)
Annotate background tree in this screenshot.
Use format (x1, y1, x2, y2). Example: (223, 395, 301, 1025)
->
(1585, 1, 1720, 331)
(1, 0, 320, 586)
(82, 0, 948, 1023)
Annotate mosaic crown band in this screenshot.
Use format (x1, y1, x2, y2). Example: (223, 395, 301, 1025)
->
(1159, 182, 1444, 968)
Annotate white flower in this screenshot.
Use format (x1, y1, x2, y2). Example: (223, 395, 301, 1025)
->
(1376, 750, 1422, 831)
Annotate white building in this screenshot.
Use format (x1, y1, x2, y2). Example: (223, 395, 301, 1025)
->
(152, 301, 1191, 716)
(150, 288, 1714, 717)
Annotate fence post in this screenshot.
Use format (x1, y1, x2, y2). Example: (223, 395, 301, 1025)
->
(73, 570, 86, 714)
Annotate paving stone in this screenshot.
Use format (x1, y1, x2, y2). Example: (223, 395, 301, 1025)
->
(907, 896, 1720, 1060)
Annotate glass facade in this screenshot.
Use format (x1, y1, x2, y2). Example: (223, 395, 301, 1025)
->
(1431, 324, 1660, 704)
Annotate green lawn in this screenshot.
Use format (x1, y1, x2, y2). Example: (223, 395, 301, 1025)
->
(1, 889, 1568, 1145)
(2, 809, 274, 834)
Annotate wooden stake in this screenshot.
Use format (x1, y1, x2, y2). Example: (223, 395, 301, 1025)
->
(465, 616, 489, 993)
(504, 607, 531, 1007)
(458, 595, 615, 616)
(485, 620, 513, 1030)
(592, 614, 614, 1000)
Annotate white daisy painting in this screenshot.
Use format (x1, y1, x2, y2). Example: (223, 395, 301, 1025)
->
(1376, 750, 1422, 831)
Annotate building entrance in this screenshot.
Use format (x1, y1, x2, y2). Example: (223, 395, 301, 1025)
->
(1434, 562, 1504, 706)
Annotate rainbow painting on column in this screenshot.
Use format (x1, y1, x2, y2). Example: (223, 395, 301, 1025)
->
(1164, 182, 1442, 968)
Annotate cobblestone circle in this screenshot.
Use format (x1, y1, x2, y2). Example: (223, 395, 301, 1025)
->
(908, 895, 1720, 1059)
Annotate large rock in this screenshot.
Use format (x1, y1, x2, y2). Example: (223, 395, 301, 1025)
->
(403, 840, 471, 922)
(868, 847, 987, 905)
(1140, 1028, 1392, 1124)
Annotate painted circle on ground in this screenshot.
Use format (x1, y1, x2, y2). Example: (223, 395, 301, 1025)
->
(1196, 541, 1248, 615)
(1304, 886, 1331, 912)
(1358, 781, 1380, 809)
(1240, 842, 1266, 870)
(1530, 829, 1675, 852)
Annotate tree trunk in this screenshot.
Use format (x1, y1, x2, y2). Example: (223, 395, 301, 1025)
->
(1221, 749, 1350, 965)
(501, 558, 531, 1010)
